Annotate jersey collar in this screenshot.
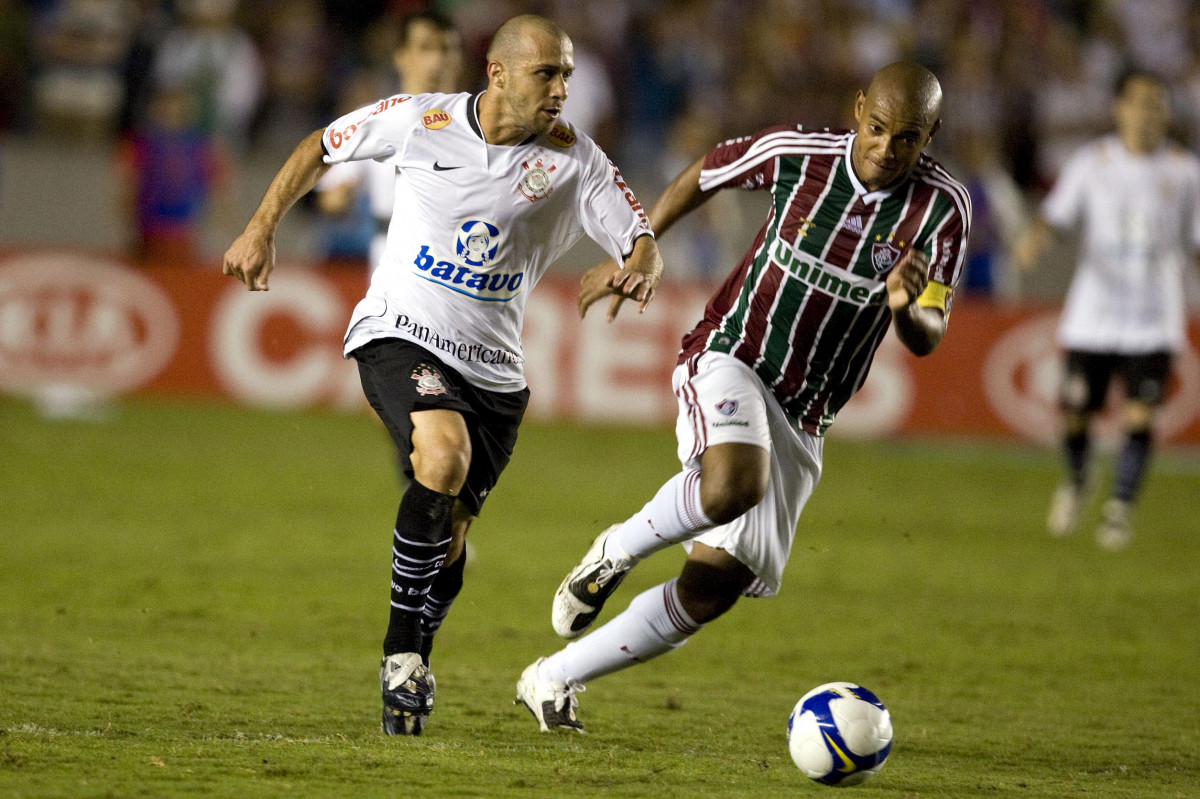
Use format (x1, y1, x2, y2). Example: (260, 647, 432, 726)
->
(844, 134, 904, 204)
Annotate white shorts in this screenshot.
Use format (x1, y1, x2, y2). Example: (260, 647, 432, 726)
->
(673, 351, 823, 597)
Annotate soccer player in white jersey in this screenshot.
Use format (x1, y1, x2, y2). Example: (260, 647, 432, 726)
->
(1015, 70, 1200, 551)
(222, 14, 662, 735)
(516, 63, 971, 732)
(315, 11, 462, 277)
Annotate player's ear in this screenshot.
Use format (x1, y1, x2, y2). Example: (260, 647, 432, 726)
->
(487, 61, 505, 89)
(853, 91, 866, 125)
(926, 117, 941, 143)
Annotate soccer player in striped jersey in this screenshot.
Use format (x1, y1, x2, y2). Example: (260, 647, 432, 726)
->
(517, 62, 970, 732)
(1015, 70, 1200, 550)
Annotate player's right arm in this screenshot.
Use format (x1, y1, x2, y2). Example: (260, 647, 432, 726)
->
(579, 156, 713, 319)
(224, 94, 418, 291)
(223, 129, 329, 291)
(1012, 147, 1089, 272)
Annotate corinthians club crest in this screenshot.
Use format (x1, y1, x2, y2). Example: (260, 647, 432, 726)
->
(412, 365, 448, 396)
(518, 155, 557, 202)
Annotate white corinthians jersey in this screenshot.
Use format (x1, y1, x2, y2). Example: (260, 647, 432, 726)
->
(1042, 135, 1200, 353)
(322, 91, 653, 390)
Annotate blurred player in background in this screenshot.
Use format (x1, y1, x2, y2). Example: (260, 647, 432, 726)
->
(517, 62, 971, 732)
(1014, 70, 1200, 551)
(315, 11, 462, 276)
(222, 14, 661, 736)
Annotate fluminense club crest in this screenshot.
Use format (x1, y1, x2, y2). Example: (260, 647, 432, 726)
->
(715, 398, 739, 416)
(870, 241, 902, 274)
(412, 366, 448, 396)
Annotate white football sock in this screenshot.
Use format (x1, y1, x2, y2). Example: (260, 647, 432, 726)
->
(539, 579, 703, 684)
(608, 470, 715, 562)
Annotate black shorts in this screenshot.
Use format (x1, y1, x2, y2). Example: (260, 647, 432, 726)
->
(352, 337, 530, 516)
(1061, 350, 1173, 412)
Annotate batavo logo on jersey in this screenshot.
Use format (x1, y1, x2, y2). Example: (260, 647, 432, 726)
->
(422, 109, 451, 129)
(412, 245, 524, 302)
(772, 240, 885, 307)
(546, 124, 576, 148)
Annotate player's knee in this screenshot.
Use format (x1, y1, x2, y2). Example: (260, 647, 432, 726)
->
(415, 445, 471, 493)
(411, 412, 472, 492)
(1123, 400, 1155, 432)
(677, 546, 756, 624)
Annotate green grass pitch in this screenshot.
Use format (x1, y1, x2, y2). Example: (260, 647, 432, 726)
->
(1, 397, 1197, 798)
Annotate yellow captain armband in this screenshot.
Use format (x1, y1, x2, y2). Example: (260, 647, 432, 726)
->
(916, 280, 953, 315)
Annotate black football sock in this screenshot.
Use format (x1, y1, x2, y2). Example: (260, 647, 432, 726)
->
(383, 481, 456, 657)
(419, 549, 466, 665)
(1064, 430, 1090, 488)
(1113, 429, 1152, 504)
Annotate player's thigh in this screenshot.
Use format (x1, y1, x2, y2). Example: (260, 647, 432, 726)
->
(673, 352, 772, 470)
(1118, 351, 1172, 429)
(686, 374, 824, 599)
(352, 338, 477, 481)
(1061, 350, 1115, 414)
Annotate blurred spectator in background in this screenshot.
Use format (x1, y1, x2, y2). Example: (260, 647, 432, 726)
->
(0, 0, 33, 132)
(31, 0, 135, 138)
(313, 10, 462, 275)
(1014, 70, 1200, 551)
(955, 130, 1028, 300)
(152, 0, 262, 150)
(115, 84, 234, 265)
(254, 0, 336, 148)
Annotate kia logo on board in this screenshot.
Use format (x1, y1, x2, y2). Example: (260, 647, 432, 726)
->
(0, 253, 179, 395)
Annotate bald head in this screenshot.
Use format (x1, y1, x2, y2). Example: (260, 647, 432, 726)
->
(487, 14, 570, 65)
(864, 62, 943, 128)
(851, 62, 943, 191)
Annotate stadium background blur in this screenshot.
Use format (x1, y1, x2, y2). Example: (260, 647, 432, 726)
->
(2, 0, 1199, 287)
(2, 0, 1200, 439)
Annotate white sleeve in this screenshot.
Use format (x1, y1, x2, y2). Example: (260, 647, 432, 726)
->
(1040, 148, 1090, 231)
(321, 95, 420, 166)
(576, 142, 654, 262)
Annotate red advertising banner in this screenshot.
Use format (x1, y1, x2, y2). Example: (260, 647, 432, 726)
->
(3, 249, 1199, 446)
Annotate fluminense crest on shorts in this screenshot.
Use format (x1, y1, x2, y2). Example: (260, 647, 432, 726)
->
(412, 366, 448, 396)
(715, 398, 739, 416)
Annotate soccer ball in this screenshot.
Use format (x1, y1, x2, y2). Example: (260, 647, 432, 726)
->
(787, 682, 893, 786)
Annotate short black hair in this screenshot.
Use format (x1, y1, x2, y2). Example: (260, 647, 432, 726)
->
(1114, 68, 1166, 98)
(398, 10, 455, 47)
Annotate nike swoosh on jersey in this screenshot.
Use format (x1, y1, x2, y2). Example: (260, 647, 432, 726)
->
(432, 162, 463, 171)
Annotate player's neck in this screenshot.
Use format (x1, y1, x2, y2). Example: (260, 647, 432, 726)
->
(476, 91, 536, 146)
(1119, 134, 1163, 157)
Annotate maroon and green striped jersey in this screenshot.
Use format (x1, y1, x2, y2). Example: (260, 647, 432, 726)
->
(679, 126, 971, 436)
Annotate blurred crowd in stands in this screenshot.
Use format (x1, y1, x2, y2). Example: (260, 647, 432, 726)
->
(4, 0, 1200, 295)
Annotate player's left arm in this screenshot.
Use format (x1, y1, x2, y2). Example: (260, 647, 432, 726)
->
(887, 250, 946, 357)
(889, 189, 970, 357)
